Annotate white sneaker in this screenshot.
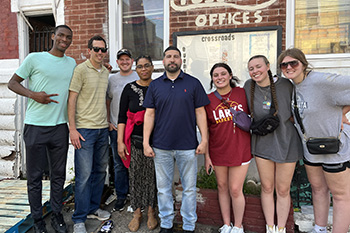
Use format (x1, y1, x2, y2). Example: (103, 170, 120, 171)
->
(231, 226, 244, 233)
(266, 225, 276, 233)
(73, 223, 87, 233)
(219, 224, 232, 233)
(87, 208, 111, 221)
(277, 227, 286, 233)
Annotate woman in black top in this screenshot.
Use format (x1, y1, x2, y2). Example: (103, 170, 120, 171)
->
(117, 55, 157, 232)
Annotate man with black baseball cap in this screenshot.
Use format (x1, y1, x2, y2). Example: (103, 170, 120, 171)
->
(107, 48, 138, 212)
(117, 48, 132, 59)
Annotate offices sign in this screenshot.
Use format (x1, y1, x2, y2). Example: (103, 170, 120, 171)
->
(170, 0, 278, 26)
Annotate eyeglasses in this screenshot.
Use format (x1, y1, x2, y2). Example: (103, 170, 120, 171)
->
(280, 60, 299, 70)
(136, 63, 152, 69)
(92, 47, 108, 53)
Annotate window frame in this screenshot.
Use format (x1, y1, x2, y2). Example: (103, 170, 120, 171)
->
(108, 0, 169, 71)
(286, 0, 350, 70)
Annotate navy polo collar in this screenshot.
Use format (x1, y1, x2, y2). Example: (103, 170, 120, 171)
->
(162, 70, 184, 81)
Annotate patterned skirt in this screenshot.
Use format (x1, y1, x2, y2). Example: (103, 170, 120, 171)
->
(129, 138, 157, 209)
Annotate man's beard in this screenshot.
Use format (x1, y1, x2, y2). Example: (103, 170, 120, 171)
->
(165, 63, 180, 73)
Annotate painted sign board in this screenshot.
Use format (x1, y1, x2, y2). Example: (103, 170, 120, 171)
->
(174, 26, 282, 92)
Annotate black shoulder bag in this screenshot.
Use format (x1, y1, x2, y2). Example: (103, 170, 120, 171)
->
(293, 90, 340, 154)
(250, 81, 280, 136)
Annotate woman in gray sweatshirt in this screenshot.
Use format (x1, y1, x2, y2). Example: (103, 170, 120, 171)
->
(278, 48, 350, 233)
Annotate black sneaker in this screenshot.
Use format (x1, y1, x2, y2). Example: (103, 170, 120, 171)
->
(112, 198, 126, 212)
(51, 212, 68, 233)
(159, 227, 173, 233)
(33, 219, 48, 233)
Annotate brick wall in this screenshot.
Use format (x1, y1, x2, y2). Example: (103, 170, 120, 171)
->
(175, 187, 294, 233)
(0, 0, 19, 59)
(64, 0, 109, 64)
(169, 0, 287, 48)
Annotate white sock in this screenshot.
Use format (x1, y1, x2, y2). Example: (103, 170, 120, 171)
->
(314, 224, 327, 232)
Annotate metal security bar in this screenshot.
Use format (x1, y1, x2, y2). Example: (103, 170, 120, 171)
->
(30, 28, 54, 52)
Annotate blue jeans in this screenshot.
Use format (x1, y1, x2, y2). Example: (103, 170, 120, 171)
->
(109, 129, 129, 199)
(153, 148, 198, 231)
(72, 128, 109, 224)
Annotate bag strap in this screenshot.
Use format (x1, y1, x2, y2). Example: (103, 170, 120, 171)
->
(293, 89, 305, 134)
(293, 89, 341, 139)
(214, 90, 238, 117)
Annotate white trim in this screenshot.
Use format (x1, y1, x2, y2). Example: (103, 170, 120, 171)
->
(109, 0, 169, 71)
(285, 0, 350, 73)
(285, 0, 294, 49)
(11, 0, 52, 15)
(306, 54, 350, 69)
(54, 0, 65, 25)
(153, 0, 169, 69)
(164, 0, 170, 50)
(117, 0, 123, 49)
(306, 53, 350, 60)
(108, 0, 117, 69)
(16, 14, 29, 178)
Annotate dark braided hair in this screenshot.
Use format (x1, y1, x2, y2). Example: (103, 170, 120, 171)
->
(248, 55, 278, 118)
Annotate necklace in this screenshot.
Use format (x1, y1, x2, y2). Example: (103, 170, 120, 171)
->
(257, 85, 270, 101)
(222, 88, 232, 101)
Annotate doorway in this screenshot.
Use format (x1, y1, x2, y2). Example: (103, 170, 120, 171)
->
(28, 15, 55, 52)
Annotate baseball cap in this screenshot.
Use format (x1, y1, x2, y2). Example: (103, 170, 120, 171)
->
(117, 49, 132, 59)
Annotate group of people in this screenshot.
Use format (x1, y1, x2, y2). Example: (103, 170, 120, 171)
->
(8, 26, 113, 233)
(7, 23, 350, 233)
(205, 50, 350, 233)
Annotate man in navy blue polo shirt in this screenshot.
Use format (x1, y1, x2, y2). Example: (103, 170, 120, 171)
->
(143, 46, 209, 233)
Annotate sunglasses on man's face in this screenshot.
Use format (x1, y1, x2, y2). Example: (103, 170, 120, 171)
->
(92, 47, 108, 53)
(280, 60, 299, 70)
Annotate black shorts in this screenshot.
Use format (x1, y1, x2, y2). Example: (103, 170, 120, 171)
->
(303, 159, 350, 173)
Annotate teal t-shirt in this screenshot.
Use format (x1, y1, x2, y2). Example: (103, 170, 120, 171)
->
(16, 52, 76, 126)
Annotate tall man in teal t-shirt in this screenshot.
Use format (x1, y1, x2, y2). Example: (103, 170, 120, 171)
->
(8, 25, 76, 233)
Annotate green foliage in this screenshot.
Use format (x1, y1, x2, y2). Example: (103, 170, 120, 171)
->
(196, 166, 217, 189)
(196, 166, 262, 196)
(243, 179, 261, 196)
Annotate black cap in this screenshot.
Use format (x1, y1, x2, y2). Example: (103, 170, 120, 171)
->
(117, 49, 132, 59)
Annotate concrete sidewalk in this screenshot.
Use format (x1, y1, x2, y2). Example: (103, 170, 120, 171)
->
(27, 198, 221, 233)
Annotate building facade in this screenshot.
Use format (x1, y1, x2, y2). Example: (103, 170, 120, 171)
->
(0, 0, 349, 178)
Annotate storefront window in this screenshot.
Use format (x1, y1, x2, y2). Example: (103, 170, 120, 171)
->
(295, 0, 350, 54)
(122, 0, 164, 60)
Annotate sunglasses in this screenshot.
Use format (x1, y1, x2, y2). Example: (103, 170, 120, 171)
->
(136, 63, 152, 69)
(280, 60, 299, 70)
(92, 47, 108, 53)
